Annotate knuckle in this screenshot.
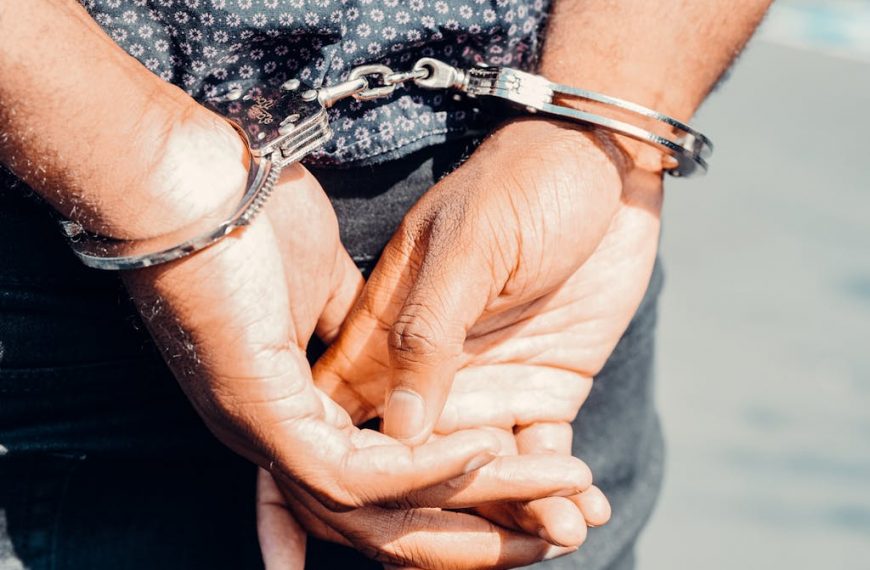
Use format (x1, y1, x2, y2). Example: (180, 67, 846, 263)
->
(389, 310, 444, 361)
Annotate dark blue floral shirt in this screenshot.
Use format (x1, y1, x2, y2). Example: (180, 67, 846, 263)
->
(81, 0, 551, 165)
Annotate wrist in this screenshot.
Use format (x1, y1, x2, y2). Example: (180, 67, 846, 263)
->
(488, 118, 632, 183)
(96, 98, 249, 241)
(501, 117, 675, 183)
(135, 103, 250, 239)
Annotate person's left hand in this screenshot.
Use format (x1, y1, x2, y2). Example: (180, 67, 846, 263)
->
(313, 119, 659, 445)
(313, 118, 664, 545)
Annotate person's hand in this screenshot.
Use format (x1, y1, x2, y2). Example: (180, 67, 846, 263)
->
(314, 119, 662, 543)
(257, 467, 307, 569)
(256, 360, 616, 568)
(256, 396, 589, 569)
(315, 119, 662, 441)
(123, 159, 596, 567)
(434, 364, 618, 548)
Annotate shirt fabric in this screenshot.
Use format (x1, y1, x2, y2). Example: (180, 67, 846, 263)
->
(80, 0, 551, 165)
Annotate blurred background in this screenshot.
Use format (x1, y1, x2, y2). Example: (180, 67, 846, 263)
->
(637, 0, 870, 568)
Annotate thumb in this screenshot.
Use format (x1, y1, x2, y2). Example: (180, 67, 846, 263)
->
(383, 243, 493, 445)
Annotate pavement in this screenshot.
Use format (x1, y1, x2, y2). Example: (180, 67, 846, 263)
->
(635, 9, 870, 570)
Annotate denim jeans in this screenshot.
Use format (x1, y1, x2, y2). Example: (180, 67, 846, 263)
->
(0, 141, 662, 569)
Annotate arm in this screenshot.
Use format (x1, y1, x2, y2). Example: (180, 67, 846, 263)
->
(1, 4, 595, 567)
(315, 0, 771, 547)
(537, 0, 770, 170)
(318, 0, 773, 443)
(0, 0, 245, 239)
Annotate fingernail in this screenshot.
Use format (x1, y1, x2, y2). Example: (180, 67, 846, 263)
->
(462, 451, 496, 474)
(384, 389, 425, 441)
(544, 545, 578, 560)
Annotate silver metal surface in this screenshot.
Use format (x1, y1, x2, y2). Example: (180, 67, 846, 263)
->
(64, 82, 332, 270)
(65, 56, 714, 271)
(316, 77, 367, 108)
(412, 58, 469, 91)
(319, 57, 712, 177)
(64, 151, 277, 270)
(281, 78, 301, 91)
(317, 63, 429, 107)
(460, 65, 712, 177)
(203, 80, 330, 168)
(347, 64, 397, 101)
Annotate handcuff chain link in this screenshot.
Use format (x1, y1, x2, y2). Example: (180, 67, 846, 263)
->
(314, 57, 712, 177)
(314, 62, 431, 107)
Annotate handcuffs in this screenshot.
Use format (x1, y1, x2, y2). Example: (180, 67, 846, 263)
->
(62, 58, 713, 271)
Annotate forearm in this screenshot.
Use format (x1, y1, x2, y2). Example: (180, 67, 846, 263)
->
(0, 0, 245, 239)
(538, 0, 771, 169)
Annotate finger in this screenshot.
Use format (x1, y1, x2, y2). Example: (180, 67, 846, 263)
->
(313, 302, 394, 425)
(394, 453, 592, 509)
(277, 478, 353, 547)
(516, 422, 611, 526)
(515, 421, 573, 456)
(316, 248, 365, 344)
(286, 479, 577, 570)
(354, 424, 518, 456)
(377, 509, 578, 569)
(383, 222, 495, 445)
(353, 428, 590, 513)
(511, 422, 588, 546)
(314, 387, 354, 432)
(571, 485, 612, 527)
(477, 496, 588, 548)
(256, 469, 307, 569)
(436, 365, 591, 434)
(336, 428, 503, 507)
(272, 425, 501, 510)
(315, 344, 383, 425)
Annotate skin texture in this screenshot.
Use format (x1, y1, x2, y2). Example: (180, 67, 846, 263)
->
(122, 165, 598, 568)
(1, 0, 772, 568)
(311, 120, 660, 549)
(301, 2, 772, 562)
(0, 1, 246, 239)
(0, 3, 598, 565)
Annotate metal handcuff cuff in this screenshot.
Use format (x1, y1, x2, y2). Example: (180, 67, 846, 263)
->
(64, 58, 713, 271)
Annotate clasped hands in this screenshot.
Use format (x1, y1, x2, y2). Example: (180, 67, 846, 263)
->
(124, 118, 663, 569)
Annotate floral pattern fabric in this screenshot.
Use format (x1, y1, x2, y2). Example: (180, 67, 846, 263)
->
(80, 0, 551, 166)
